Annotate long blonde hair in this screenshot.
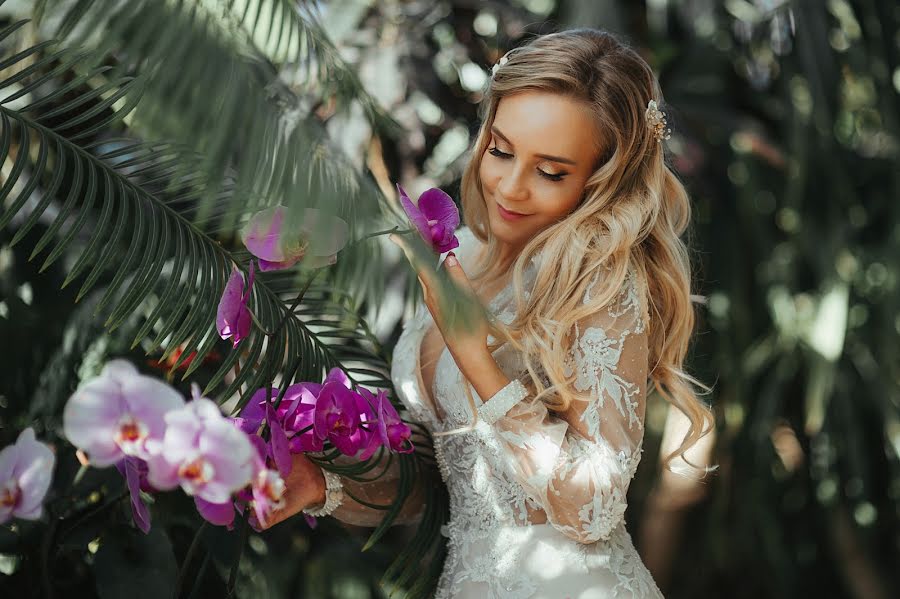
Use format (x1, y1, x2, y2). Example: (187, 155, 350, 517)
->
(458, 29, 714, 468)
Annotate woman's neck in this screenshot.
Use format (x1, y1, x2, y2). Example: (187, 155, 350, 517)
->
(491, 238, 524, 274)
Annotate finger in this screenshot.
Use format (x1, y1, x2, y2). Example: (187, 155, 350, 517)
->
(442, 252, 474, 293)
(417, 275, 431, 302)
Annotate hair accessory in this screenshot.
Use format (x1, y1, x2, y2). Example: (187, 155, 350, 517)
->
(645, 100, 671, 142)
(490, 51, 512, 77)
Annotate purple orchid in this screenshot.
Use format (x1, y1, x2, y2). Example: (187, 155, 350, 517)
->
(241, 206, 349, 271)
(397, 184, 460, 253)
(216, 262, 255, 347)
(145, 397, 256, 505)
(280, 367, 354, 452)
(313, 382, 363, 456)
(0, 428, 55, 524)
(237, 384, 322, 456)
(265, 403, 292, 477)
(355, 387, 392, 459)
(373, 390, 414, 454)
(313, 379, 381, 459)
(63, 360, 185, 466)
(239, 368, 353, 455)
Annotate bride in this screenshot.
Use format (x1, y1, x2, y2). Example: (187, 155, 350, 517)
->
(267, 28, 714, 598)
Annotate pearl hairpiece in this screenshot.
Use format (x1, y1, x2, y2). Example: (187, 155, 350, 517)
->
(490, 51, 512, 77)
(645, 100, 671, 142)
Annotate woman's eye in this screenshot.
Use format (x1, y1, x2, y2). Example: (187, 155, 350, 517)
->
(538, 170, 566, 182)
(489, 146, 567, 182)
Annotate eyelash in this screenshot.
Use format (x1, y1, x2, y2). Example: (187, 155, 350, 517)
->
(487, 147, 567, 182)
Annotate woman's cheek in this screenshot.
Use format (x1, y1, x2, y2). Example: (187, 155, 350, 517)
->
(479, 154, 497, 192)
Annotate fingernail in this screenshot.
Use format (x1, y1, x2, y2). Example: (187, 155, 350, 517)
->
(445, 253, 458, 267)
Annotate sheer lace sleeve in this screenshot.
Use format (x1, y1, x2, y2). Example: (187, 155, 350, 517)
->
(478, 268, 649, 544)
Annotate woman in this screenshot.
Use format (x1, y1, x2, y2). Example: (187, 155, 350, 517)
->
(272, 28, 714, 598)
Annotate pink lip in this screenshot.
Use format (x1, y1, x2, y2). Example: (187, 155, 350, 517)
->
(497, 204, 530, 221)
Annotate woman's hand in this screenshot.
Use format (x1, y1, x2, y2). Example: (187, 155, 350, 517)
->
(389, 234, 492, 365)
(389, 232, 513, 405)
(262, 452, 327, 530)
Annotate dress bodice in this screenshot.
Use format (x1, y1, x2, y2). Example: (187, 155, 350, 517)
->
(390, 227, 664, 598)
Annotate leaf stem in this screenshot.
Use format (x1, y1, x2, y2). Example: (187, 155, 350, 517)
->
(175, 521, 209, 598)
(347, 225, 409, 248)
(226, 512, 250, 597)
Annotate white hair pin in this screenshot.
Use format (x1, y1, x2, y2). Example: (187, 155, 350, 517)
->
(645, 100, 671, 142)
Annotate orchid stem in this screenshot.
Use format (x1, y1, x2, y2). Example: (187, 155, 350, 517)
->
(352, 226, 409, 246)
(246, 307, 272, 335)
(274, 272, 318, 335)
(226, 512, 250, 597)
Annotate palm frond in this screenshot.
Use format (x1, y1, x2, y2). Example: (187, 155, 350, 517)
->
(1, 21, 447, 597)
(221, 0, 400, 135)
(0, 27, 378, 404)
(36, 0, 393, 233)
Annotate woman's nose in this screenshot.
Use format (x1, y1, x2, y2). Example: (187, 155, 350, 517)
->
(496, 167, 529, 204)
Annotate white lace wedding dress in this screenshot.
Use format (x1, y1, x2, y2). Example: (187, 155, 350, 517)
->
(330, 227, 664, 598)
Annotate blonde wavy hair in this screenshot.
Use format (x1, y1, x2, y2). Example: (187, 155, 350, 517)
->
(456, 29, 714, 468)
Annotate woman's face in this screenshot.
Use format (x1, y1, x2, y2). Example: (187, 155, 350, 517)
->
(479, 91, 600, 253)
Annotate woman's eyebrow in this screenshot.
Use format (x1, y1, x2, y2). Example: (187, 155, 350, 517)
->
(491, 125, 577, 166)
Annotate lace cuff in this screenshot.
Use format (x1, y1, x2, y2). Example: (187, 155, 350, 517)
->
(301, 468, 344, 517)
(477, 379, 528, 425)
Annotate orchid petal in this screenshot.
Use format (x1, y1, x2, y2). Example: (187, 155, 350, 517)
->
(397, 184, 431, 243)
(241, 206, 288, 262)
(63, 361, 184, 466)
(196, 497, 236, 527)
(0, 428, 55, 521)
(123, 457, 151, 534)
(418, 188, 460, 232)
(397, 184, 460, 253)
(300, 208, 350, 258)
(266, 404, 292, 477)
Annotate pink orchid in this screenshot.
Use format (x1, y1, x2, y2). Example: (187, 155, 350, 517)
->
(241, 206, 349, 271)
(216, 262, 255, 347)
(195, 497, 237, 528)
(0, 428, 55, 524)
(396, 184, 460, 253)
(145, 398, 256, 505)
(228, 432, 285, 531)
(63, 360, 185, 466)
(247, 435, 287, 531)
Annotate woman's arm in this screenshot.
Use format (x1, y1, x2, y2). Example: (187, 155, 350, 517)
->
(457, 269, 650, 544)
(265, 449, 427, 529)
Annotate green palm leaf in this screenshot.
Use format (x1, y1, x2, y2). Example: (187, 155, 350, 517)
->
(0, 26, 446, 597)
(35, 0, 396, 235)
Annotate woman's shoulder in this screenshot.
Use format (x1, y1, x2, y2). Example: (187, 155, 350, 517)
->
(582, 263, 651, 331)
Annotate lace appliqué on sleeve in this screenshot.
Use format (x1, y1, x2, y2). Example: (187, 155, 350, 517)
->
(484, 267, 649, 544)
